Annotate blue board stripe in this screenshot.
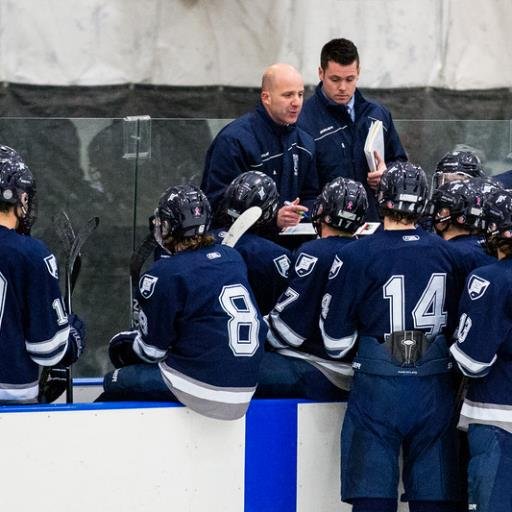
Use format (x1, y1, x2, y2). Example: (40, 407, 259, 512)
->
(244, 398, 298, 512)
(0, 401, 183, 414)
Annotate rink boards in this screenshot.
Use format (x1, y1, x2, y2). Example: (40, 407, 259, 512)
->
(0, 395, 349, 512)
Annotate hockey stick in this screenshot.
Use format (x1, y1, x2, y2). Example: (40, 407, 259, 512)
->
(39, 214, 99, 404)
(63, 216, 99, 402)
(221, 206, 262, 248)
(53, 210, 80, 302)
(38, 211, 76, 404)
(53, 210, 76, 253)
(129, 233, 158, 327)
(65, 216, 100, 312)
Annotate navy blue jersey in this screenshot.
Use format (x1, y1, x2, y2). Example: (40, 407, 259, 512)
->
(213, 229, 291, 315)
(492, 169, 512, 189)
(449, 234, 496, 275)
(268, 235, 357, 388)
(269, 236, 355, 357)
(133, 243, 265, 419)
(450, 258, 512, 433)
(0, 226, 71, 402)
(321, 228, 467, 356)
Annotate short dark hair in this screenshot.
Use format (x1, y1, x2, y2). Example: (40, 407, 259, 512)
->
(320, 38, 359, 70)
(0, 201, 13, 213)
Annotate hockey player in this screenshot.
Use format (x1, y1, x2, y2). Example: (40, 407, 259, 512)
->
(321, 162, 468, 512)
(431, 150, 486, 191)
(258, 177, 368, 399)
(0, 145, 85, 404)
(101, 184, 265, 420)
(419, 150, 486, 233)
(450, 188, 512, 512)
(427, 177, 498, 272)
(214, 171, 291, 315)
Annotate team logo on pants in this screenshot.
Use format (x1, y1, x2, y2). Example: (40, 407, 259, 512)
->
(139, 274, 159, 299)
(294, 253, 318, 277)
(467, 274, 490, 300)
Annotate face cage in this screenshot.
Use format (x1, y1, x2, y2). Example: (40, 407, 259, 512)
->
(430, 171, 473, 195)
(16, 191, 37, 235)
(152, 209, 174, 255)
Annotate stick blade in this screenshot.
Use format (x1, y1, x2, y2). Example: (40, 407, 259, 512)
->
(221, 206, 262, 248)
(53, 210, 75, 253)
(130, 233, 158, 282)
(67, 216, 100, 274)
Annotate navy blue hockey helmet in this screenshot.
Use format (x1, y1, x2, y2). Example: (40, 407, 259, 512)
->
(427, 177, 501, 232)
(222, 171, 279, 225)
(431, 150, 485, 191)
(377, 162, 428, 217)
(154, 184, 212, 243)
(312, 177, 368, 235)
(482, 188, 512, 254)
(0, 144, 36, 233)
(427, 179, 470, 224)
(462, 177, 503, 231)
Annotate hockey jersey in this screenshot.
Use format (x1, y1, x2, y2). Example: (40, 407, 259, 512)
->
(0, 226, 71, 402)
(450, 258, 512, 433)
(134, 243, 265, 420)
(448, 234, 495, 275)
(268, 235, 356, 388)
(213, 229, 291, 315)
(320, 228, 467, 369)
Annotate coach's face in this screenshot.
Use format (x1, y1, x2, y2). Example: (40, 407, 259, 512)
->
(319, 60, 359, 105)
(261, 65, 304, 126)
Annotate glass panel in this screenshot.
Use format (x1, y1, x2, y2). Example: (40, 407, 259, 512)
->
(396, 119, 512, 179)
(0, 118, 511, 378)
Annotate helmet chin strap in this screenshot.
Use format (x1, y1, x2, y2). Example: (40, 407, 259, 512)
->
(434, 219, 450, 236)
(14, 192, 34, 235)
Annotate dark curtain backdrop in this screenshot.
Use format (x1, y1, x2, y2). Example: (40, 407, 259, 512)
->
(1, 83, 512, 120)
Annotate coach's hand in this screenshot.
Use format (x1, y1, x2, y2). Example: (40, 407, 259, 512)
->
(277, 198, 308, 229)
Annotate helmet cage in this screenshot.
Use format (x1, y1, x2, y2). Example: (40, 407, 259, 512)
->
(431, 150, 485, 192)
(483, 189, 512, 254)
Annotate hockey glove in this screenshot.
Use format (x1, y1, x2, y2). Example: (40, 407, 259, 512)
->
(38, 367, 67, 404)
(109, 330, 145, 368)
(38, 314, 86, 404)
(59, 313, 86, 367)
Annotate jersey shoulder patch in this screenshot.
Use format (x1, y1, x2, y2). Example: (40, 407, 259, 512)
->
(294, 252, 318, 277)
(139, 274, 159, 299)
(273, 254, 290, 278)
(467, 274, 490, 300)
(44, 254, 59, 279)
(328, 255, 343, 279)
